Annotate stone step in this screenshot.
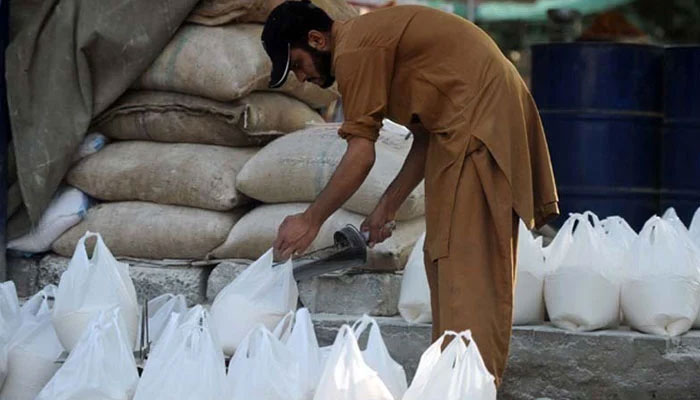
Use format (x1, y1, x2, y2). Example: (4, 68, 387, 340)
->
(312, 314, 700, 400)
(207, 260, 402, 316)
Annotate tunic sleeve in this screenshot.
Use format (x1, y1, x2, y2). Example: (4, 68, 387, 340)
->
(335, 47, 395, 142)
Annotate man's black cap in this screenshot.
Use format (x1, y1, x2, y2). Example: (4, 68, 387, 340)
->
(262, 0, 323, 89)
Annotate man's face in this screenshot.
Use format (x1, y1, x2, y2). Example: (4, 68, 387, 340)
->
(289, 46, 335, 88)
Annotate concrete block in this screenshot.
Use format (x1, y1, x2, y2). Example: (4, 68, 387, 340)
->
(206, 259, 251, 302)
(37, 254, 208, 305)
(299, 273, 401, 316)
(6, 255, 40, 297)
(312, 316, 700, 399)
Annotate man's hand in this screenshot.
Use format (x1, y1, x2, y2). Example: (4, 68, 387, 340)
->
(273, 212, 321, 260)
(361, 202, 396, 248)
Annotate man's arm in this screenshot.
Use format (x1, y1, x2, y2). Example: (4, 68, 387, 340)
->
(274, 136, 375, 258)
(362, 126, 428, 245)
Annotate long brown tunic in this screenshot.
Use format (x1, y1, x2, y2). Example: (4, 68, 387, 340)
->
(331, 5, 558, 384)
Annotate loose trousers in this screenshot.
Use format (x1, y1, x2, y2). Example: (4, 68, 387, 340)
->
(424, 139, 519, 386)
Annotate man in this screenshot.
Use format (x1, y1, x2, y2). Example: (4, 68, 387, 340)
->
(262, 0, 558, 384)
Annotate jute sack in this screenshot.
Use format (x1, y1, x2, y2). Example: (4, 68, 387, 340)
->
(236, 124, 425, 220)
(67, 141, 256, 211)
(135, 24, 338, 108)
(52, 202, 242, 260)
(188, 0, 358, 26)
(209, 203, 425, 271)
(92, 91, 323, 147)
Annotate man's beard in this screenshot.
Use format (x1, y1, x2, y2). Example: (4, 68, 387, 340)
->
(308, 46, 335, 88)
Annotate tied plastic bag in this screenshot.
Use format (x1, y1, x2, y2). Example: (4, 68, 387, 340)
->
(7, 186, 89, 254)
(622, 217, 700, 336)
(352, 315, 408, 399)
(662, 207, 689, 234)
(0, 285, 64, 400)
(314, 325, 394, 400)
(210, 248, 298, 355)
(544, 212, 621, 331)
(52, 231, 139, 352)
(513, 220, 547, 325)
(601, 216, 637, 251)
(398, 233, 431, 324)
(272, 308, 323, 400)
(690, 207, 700, 248)
(36, 308, 139, 400)
(0, 281, 21, 386)
(403, 330, 496, 400)
(137, 293, 188, 346)
(133, 305, 228, 400)
(227, 325, 303, 400)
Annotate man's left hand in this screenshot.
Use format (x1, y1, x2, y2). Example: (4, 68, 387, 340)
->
(273, 212, 322, 260)
(361, 204, 396, 248)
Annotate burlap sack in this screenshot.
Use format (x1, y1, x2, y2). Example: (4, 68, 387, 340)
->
(52, 202, 242, 259)
(188, 0, 358, 26)
(236, 124, 425, 220)
(67, 141, 256, 211)
(92, 91, 323, 147)
(135, 24, 338, 108)
(209, 203, 425, 271)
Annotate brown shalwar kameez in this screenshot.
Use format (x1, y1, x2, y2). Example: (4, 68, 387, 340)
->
(331, 6, 559, 385)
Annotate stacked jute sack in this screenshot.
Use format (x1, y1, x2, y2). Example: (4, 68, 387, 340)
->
(52, 0, 358, 260)
(211, 121, 427, 271)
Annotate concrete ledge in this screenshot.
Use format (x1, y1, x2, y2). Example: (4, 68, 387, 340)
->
(35, 255, 209, 305)
(7, 255, 40, 297)
(312, 315, 700, 400)
(300, 273, 401, 316)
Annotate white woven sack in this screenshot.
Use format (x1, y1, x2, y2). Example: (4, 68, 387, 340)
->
(72, 132, 108, 163)
(0, 281, 20, 387)
(133, 306, 228, 400)
(52, 231, 138, 351)
(7, 186, 89, 253)
(272, 308, 323, 400)
(227, 325, 303, 400)
(210, 248, 298, 355)
(235, 124, 424, 221)
(398, 233, 431, 324)
(513, 220, 547, 325)
(36, 308, 139, 400)
(544, 212, 621, 331)
(402, 330, 496, 400)
(314, 325, 394, 400)
(352, 315, 408, 400)
(622, 217, 700, 336)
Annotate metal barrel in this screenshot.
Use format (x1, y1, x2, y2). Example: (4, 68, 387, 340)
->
(532, 42, 664, 230)
(661, 45, 700, 225)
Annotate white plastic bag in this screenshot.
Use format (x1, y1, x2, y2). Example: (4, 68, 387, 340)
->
(314, 325, 394, 400)
(402, 330, 496, 400)
(133, 305, 228, 400)
(544, 212, 621, 331)
(398, 233, 431, 324)
(36, 307, 139, 400)
(227, 325, 303, 400)
(52, 231, 139, 351)
(0, 285, 63, 400)
(601, 216, 637, 251)
(0, 281, 21, 385)
(210, 248, 298, 355)
(513, 220, 547, 325)
(622, 216, 700, 336)
(690, 207, 700, 248)
(352, 315, 408, 399)
(662, 207, 689, 233)
(7, 186, 89, 253)
(137, 293, 188, 346)
(272, 308, 323, 400)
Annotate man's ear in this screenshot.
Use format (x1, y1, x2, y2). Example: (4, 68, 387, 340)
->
(307, 30, 329, 51)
